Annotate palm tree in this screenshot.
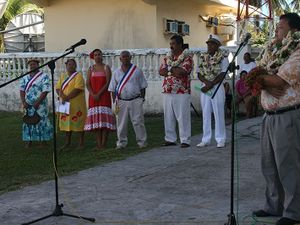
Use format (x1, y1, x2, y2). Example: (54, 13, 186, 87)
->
(0, 0, 43, 51)
(286, 0, 300, 13)
(245, 0, 300, 47)
(270, 0, 289, 15)
(250, 0, 300, 14)
(291, 0, 300, 10)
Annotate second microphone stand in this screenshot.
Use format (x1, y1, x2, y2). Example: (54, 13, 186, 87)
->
(212, 40, 249, 225)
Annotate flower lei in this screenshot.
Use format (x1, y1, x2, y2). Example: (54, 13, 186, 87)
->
(166, 49, 190, 68)
(198, 49, 229, 81)
(248, 31, 300, 96)
(257, 31, 300, 74)
(245, 66, 267, 96)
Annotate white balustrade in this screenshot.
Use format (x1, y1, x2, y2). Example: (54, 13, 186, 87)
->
(0, 47, 243, 113)
(0, 48, 238, 81)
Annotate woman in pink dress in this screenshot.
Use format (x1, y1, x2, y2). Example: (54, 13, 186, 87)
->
(84, 49, 116, 149)
(236, 70, 257, 118)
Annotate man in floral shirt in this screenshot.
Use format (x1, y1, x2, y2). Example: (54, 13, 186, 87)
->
(159, 35, 193, 148)
(252, 13, 300, 225)
(196, 34, 229, 148)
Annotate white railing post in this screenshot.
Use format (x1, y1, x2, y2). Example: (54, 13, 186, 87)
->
(0, 47, 246, 113)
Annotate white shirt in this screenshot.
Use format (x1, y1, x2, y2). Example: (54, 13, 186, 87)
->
(240, 61, 256, 73)
(108, 64, 148, 99)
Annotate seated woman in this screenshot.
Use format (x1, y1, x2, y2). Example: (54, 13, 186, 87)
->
(56, 59, 87, 149)
(224, 82, 232, 119)
(240, 52, 256, 73)
(236, 70, 257, 118)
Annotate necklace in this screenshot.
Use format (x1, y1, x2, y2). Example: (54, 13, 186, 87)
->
(257, 31, 300, 73)
(198, 49, 229, 81)
(166, 49, 190, 68)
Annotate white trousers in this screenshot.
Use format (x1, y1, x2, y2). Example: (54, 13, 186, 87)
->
(116, 98, 147, 147)
(163, 93, 191, 144)
(200, 85, 226, 144)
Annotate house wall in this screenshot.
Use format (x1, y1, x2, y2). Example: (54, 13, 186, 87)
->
(156, 0, 235, 48)
(41, 0, 235, 51)
(156, 0, 211, 48)
(44, 0, 157, 51)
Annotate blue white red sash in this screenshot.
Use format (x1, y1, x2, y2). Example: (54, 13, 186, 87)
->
(61, 72, 78, 91)
(25, 71, 43, 92)
(115, 64, 137, 98)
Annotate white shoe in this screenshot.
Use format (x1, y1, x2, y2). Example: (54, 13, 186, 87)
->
(115, 145, 126, 150)
(196, 142, 209, 147)
(217, 143, 226, 148)
(138, 143, 148, 149)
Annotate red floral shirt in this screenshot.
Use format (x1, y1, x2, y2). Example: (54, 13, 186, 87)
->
(160, 53, 193, 94)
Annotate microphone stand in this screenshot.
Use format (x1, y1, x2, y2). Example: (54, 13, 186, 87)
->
(0, 46, 95, 224)
(211, 40, 249, 225)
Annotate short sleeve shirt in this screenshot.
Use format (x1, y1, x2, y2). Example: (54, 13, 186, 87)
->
(108, 65, 148, 99)
(160, 53, 193, 94)
(261, 47, 300, 110)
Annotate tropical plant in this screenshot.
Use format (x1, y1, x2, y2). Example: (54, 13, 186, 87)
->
(285, 0, 300, 13)
(249, 21, 270, 47)
(244, 0, 300, 47)
(249, 0, 300, 14)
(0, 0, 43, 52)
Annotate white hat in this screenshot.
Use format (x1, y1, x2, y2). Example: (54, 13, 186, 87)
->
(206, 34, 221, 45)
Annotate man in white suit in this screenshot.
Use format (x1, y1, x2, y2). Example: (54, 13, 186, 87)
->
(196, 34, 229, 148)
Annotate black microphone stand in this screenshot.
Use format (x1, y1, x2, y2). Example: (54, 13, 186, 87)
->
(211, 40, 249, 225)
(0, 46, 95, 224)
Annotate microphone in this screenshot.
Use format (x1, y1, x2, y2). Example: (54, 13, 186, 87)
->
(65, 39, 87, 51)
(242, 33, 251, 45)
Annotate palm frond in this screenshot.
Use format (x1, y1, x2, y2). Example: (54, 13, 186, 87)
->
(290, 0, 300, 12)
(0, 0, 43, 30)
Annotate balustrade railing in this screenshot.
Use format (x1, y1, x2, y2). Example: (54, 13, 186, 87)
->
(0, 47, 238, 84)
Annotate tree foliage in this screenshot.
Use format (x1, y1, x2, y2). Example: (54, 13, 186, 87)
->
(0, 0, 43, 52)
(247, 0, 300, 47)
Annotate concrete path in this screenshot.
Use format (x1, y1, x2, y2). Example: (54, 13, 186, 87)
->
(0, 117, 273, 225)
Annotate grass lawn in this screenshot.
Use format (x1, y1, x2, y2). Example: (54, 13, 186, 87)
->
(0, 111, 202, 194)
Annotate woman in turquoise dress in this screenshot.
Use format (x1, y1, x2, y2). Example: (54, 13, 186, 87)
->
(20, 59, 53, 148)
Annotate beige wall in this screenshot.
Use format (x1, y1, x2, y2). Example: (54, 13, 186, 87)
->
(156, 0, 235, 48)
(44, 0, 157, 51)
(156, 0, 207, 48)
(42, 0, 236, 51)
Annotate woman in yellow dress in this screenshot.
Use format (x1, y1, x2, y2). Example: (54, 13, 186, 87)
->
(56, 59, 87, 149)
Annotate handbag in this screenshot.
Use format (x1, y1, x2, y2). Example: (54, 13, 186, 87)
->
(23, 108, 41, 125)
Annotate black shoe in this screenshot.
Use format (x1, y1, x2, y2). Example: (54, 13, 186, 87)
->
(276, 217, 300, 225)
(252, 210, 277, 217)
(180, 143, 190, 148)
(162, 141, 177, 146)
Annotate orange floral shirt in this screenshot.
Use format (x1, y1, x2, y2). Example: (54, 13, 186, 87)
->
(261, 46, 300, 110)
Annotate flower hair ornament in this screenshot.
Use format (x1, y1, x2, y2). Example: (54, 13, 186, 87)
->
(89, 51, 95, 60)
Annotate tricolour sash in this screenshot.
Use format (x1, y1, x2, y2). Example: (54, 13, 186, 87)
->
(115, 64, 137, 99)
(25, 71, 43, 93)
(61, 72, 78, 91)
